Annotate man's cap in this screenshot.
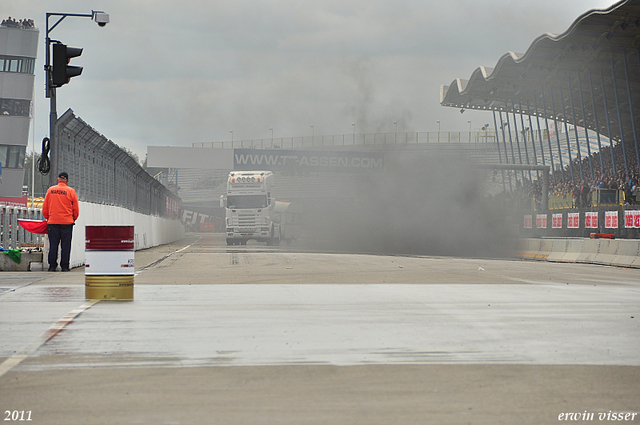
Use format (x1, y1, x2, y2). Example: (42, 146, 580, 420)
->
(58, 172, 69, 180)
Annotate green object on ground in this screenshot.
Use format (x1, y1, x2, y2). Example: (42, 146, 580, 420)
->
(2, 249, 21, 264)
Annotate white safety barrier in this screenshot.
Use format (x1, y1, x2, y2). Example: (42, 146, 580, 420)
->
(592, 239, 619, 266)
(563, 239, 584, 263)
(546, 239, 569, 262)
(49, 202, 185, 269)
(576, 239, 600, 264)
(3, 201, 184, 270)
(517, 238, 640, 268)
(613, 240, 640, 268)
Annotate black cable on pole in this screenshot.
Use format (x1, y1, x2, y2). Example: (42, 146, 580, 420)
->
(37, 137, 50, 175)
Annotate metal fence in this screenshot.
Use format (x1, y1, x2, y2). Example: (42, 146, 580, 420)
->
(54, 109, 180, 217)
(0, 206, 44, 249)
(1, 109, 181, 249)
(192, 130, 498, 149)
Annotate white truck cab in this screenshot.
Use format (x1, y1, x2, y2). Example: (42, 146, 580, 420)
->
(222, 171, 276, 245)
(221, 171, 302, 246)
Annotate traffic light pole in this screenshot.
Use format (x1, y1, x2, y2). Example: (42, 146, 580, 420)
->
(48, 70, 57, 188)
(45, 13, 91, 186)
(44, 11, 107, 186)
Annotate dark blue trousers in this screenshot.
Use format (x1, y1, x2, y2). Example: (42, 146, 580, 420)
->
(48, 224, 74, 270)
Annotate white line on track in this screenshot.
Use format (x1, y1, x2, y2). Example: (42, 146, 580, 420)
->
(135, 237, 200, 275)
(0, 300, 100, 378)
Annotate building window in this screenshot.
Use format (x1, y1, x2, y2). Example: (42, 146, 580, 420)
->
(0, 145, 26, 168)
(0, 55, 35, 74)
(0, 99, 30, 117)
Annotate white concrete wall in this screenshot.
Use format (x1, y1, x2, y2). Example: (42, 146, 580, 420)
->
(45, 201, 185, 269)
(516, 238, 640, 269)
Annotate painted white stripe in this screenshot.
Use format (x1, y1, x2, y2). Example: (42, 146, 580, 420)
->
(135, 238, 199, 275)
(0, 300, 100, 378)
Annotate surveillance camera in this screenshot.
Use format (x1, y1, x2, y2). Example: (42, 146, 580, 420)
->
(94, 13, 109, 27)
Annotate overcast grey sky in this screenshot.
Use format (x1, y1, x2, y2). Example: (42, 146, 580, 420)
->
(4, 0, 618, 160)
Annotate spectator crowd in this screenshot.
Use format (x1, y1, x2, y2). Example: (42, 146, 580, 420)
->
(1, 17, 35, 29)
(492, 137, 639, 210)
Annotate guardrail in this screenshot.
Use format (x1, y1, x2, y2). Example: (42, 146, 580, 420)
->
(0, 206, 44, 250)
(592, 188, 623, 207)
(548, 189, 625, 210)
(549, 194, 574, 209)
(192, 130, 498, 149)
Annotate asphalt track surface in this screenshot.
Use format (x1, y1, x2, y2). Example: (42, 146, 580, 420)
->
(1, 233, 639, 424)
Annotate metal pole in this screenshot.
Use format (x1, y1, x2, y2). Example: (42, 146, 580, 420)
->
(492, 110, 507, 192)
(45, 11, 101, 187)
(549, 88, 567, 182)
(30, 95, 36, 204)
(498, 110, 513, 191)
(624, 51, 640, 173)
(600, 69, 617, 175)
(509, 101, 528, 183)
(558, 88, 576, 182)
(539, 88, 557, 184)
(45, 15, 58, 187)
(567, 78, 585, 181)
(525, 100, 540, 181)
(517, 100, 533, 181)
(576, 72, 594, 179)
(504, 107, 516, 165)
(611, 58, 629, 174)
(588, 69, 605, 173)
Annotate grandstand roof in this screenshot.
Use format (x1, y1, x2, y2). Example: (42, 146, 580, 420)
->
(440, 0, 640, 146)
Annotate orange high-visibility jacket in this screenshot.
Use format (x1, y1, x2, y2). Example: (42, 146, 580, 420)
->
(43, 182, 79, 225)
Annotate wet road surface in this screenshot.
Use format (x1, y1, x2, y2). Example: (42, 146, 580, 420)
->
(1, 233, 639, 424)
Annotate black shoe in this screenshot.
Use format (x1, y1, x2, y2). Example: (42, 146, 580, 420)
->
(48, 267, 57, 272)
(61, 268, 70, 272)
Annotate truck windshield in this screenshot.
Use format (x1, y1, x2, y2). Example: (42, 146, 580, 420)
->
(227, 195, 268, 209)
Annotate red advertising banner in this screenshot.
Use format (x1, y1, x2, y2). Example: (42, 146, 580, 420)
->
(568, 213, 580, 229)
(0, 195, 28, 207)
(524, 215, 532, 229)
(536, 214, 547, 229)
(552, 213, 562, 229)
(605, 211, 618, 229)
(625, 210, 640, 228)
(166, 197, 179, 217)
(585, 212, 598, 229)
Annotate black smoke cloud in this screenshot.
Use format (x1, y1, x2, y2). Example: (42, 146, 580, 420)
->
(299, 150, 515, 258)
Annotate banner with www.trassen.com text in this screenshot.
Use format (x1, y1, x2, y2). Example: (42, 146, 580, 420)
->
(233, 149, 384, 173)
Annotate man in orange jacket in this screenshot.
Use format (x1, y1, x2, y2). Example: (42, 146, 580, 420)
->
(43, 172, 79, 271)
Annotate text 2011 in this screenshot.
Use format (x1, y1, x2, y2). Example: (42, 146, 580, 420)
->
(4, 411, 32, 421)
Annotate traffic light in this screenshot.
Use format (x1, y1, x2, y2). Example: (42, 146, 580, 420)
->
(52, 42, 83, 88)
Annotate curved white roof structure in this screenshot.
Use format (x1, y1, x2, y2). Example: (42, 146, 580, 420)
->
(441, 0, 640, 171)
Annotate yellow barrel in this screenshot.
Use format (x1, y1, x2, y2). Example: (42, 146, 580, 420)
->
(85, 276, 134, 300)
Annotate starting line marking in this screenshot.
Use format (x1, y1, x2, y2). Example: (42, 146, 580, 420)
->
(0, 300, 100, 378)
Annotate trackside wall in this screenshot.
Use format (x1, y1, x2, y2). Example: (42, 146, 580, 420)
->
(516, 238, 640, 268)
(45, 201, 185, 269)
